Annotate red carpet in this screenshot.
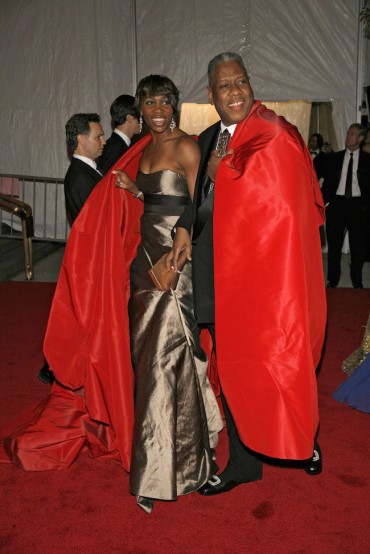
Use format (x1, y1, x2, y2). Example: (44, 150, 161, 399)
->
(0, 282, 370, 553)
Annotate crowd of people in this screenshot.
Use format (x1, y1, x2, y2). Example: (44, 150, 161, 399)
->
(1, 50, 368, 513)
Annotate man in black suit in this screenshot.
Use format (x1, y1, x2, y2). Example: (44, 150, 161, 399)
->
(322, 123, 370, 288)
(169, 52, 326, 495)
(64, 113, 106, 224)
(97, 95, 140, 174)
(38, 113, 105, 384)
(309, 133, 332, 181)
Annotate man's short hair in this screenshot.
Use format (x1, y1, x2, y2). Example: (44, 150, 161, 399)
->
(208, 52, 248, 84)
(348, 123, 367, 139)
(310, 133, 324, 150)
(110, 95, 140, 127)
(65, 113, 100, 151)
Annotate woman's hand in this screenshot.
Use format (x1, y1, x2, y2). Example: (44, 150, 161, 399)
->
(113, 170, 135, 192)
(113, 170, 143, 199)
(166, 227, 192, 272)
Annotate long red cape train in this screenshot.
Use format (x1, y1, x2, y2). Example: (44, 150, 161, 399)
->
(43, 135, 151, 470)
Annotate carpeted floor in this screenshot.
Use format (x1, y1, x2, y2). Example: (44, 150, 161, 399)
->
(0, 282, 370, 553)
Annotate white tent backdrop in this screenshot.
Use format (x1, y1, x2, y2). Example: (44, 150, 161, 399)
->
(0, 0, 367, 237)
(0, 0, 365, 178)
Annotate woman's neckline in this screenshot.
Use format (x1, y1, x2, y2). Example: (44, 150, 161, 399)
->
(138, 168, 185, 177)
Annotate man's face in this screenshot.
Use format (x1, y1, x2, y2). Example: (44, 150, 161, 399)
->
(78, 122, 106, 160)
(308, 136, 318, 151)
(207, 60, 254, 126)
(345, 126, 363, 152)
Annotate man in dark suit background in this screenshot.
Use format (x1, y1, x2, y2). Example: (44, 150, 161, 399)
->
(309, 132, 333, 181)
(169, 52, 326, 495)
(322, 123, 370, 288)
(97, 95, 140, 174)
(64, 113, 106, 225)
(38, 113, 105, 384)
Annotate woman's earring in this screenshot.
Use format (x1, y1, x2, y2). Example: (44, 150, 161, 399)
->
(170, 117, 176, 132)
(139, 115, 143, 133)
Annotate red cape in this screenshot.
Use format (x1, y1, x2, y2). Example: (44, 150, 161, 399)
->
(213, 101, 326, 459)
(43, 135, 151, 470)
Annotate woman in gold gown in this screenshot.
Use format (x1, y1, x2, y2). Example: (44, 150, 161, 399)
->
(114, 75, 222, 513)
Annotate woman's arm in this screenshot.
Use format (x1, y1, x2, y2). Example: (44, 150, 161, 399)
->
(112, 170, 144, 201)
(176, 137, 200, 201)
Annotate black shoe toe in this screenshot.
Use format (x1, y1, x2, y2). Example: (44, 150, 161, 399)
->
(303, 445, 322, 475)
(198, 475, 241, 496)
(37, 365, 55, 384)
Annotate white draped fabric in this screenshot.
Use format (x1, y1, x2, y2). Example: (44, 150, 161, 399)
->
(0, 0, 365, 240)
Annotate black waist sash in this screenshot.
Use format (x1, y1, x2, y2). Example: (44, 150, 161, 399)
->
(144, 193, 189, 215)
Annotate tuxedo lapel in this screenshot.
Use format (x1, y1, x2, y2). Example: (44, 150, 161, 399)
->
(192, 123, 220, 239)
(194, 123, 220, 212)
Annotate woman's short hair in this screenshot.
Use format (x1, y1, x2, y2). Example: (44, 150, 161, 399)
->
(135, 75, 179, 115)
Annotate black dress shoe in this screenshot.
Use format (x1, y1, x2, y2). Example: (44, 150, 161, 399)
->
(303, 444, 322, 475)
(37, 363, 55, 384)
(198, 475, 244, 496)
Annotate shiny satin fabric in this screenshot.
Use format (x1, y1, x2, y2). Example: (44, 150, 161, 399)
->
(129, 170, 222, 501)
(0, 383, 119, 470)
(213, 101, 326, 460)
(1, 135, 149, 471)
(0, 139, 150, 470)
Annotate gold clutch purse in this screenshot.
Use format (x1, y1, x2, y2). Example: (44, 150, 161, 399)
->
(148, 251, 188, 292)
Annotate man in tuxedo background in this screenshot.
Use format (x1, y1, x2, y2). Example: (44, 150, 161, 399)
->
(98, 95, 140, 174)
(309, 132, 333, 181)
(38, 113, 105, 384)
(322, 123, 370, 289)
(170, 52, 327, 495)
(64, 113, 106, 225)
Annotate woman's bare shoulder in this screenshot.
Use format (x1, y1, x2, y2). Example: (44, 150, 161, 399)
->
(174, 132, 200, 169)
(174, 131, 199, 153)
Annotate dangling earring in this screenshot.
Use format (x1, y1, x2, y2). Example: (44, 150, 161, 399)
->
(139, 115, 143, 133)
(170, 116, 176, 132)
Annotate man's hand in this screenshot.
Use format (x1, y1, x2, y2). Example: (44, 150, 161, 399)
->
(207, 148, 234, 182)
(166, 227, 192, 272)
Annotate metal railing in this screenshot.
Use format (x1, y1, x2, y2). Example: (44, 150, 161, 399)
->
(0, 193, 34, 279)
(0, 173, 68, 241)
(0, 173, 69, 280)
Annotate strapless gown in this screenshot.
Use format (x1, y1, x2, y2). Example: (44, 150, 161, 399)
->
(129, 170, 222, 501)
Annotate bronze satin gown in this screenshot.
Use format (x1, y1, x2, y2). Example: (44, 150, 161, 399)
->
(129, 170, 222, 503)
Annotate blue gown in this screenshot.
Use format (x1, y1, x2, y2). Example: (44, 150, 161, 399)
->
(333, 353, 370, 414)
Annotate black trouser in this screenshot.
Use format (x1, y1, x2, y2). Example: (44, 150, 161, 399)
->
(326, 196, 366, 287)
(207, 324, 263, 482)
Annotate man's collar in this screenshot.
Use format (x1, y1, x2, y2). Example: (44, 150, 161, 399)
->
(114, 128, 130, 146)
(220, 123, 237, 136)
(73, 154, 98, 170)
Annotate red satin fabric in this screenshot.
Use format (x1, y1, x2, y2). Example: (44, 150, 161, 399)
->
(213, 102, 326, 460)
(1, 382, 119, 470)
(41, 135, 151, 470)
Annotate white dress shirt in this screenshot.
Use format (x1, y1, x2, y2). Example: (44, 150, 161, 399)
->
(73, 154, 102, 175)
(336, 148, 361, 197)
(114, 128, 130, 147)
